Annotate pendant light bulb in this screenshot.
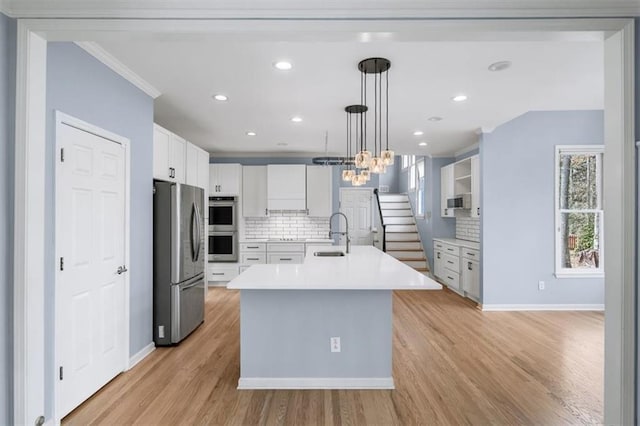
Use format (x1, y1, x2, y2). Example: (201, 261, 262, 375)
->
(342, 169, 355, 181)
(370, 157, 384, 173)
(351, 173, 362, 186)
(381, 150, 394, 165)
(355, 150, 372, 169)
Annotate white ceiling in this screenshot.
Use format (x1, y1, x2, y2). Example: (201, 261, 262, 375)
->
(97, 36, 603, 157)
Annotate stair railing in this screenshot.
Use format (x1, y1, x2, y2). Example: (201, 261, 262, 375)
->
(373, 188, 386, 252)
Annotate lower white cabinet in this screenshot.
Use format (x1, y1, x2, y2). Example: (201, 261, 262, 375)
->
(266, 242, 305, 264)
(208, 264, 239, 283)
(433, 239, 480, 301)
(461, 248, 480, 301)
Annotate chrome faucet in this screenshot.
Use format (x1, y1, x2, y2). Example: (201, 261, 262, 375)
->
(329, 212, 350, 254)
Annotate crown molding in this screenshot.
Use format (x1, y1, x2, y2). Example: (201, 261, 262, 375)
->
(0, 0, 12, 16)
(3, 0, 640, 19)
(74, 42, 161, 99)
(454, 142, 480, 157)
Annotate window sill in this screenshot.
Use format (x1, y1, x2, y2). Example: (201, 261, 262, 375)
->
(554, 272, 604, 279)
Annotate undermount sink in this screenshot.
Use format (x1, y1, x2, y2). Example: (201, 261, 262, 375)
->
(313, 251, 345, 257)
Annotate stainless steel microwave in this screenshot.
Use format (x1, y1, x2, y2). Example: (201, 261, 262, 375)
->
(447, 194, 471, 209)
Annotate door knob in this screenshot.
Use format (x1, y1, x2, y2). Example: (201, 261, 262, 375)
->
(116, 265, 128, 275)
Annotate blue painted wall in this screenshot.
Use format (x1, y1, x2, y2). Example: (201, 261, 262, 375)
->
(0, 12, 16, 426)
(397, 156, 456, 265)
(45, 43, 154, 417)
(481, 110, 604, 305)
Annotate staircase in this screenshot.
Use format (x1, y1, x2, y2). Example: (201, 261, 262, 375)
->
(377, 193, 431, 274)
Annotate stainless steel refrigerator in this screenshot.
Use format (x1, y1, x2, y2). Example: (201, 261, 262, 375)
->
(153, 181, 205, 345)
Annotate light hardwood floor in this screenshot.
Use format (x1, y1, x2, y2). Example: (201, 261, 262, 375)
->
(64, 287, 603, 425)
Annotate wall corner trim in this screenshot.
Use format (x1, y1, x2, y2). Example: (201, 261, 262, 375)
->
(74, 42, 161, 99)
(481, 304, 604, 311)
(127, 342, 155, 370)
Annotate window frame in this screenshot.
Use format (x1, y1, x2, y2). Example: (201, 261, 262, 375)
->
(554, 145, 605, 278)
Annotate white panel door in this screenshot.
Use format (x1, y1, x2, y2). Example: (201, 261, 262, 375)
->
(339, 188, 373, 245)
(56, 123, 126, 418)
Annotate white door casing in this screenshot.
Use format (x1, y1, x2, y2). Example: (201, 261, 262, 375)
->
(339, 188, 373, 246)
(54, 113, 130, 421)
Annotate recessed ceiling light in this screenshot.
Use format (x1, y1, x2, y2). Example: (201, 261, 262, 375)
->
(274, 61, 293, 71)
(452, 94, 468, 102)
(246, 131, 256, 136)
(413, 131, 424, 136)
(291, 116, 303, 123)
(277, 142, 288, 146)
(427, 116, 443, 122)
(488, 61, 512, 72)
(419, 142, 428, 147)
(213, 94, 228, 101)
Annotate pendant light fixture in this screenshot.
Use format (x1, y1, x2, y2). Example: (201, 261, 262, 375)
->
(358, 57, 394, 171)
(344, 104, 368, 185)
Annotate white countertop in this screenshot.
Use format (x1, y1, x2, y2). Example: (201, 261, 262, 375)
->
(227, 245, 442, 290)
(433, 237, 480, 250)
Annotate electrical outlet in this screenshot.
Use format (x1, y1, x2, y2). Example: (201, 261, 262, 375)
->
(330, 337, 341, 353)
(158, 325, 165, 338)
(538, 281, 545, 291)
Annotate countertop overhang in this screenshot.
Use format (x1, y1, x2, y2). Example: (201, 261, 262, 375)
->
(227, 245, 442, 290)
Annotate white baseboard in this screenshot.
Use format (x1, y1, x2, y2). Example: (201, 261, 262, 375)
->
(481, 304, 604, 311)
(237, 377, 394, 390)
(128, 342, 155, 370)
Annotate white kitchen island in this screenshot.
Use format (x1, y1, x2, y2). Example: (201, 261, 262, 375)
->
(226, 245, 441, 390)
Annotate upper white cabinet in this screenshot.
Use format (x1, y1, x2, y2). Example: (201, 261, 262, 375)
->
(153, 124, 186, 183)
(242, 166, 268, 217)
(186, 143, 209, 191)
(471, 155, 480, 218)
(440, 164, 454, 217)
(306, 166, 332, 217)
(440, 154, 480, 218)
(267, 165, 306, 210)
(210, 163, 241, 195)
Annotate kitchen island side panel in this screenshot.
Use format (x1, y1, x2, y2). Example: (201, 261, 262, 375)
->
(240, 289, 392, 380)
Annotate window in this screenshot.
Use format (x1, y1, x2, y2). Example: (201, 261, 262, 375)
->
(401, 154, 413, 170)
(555, 145, 604, 278)
(406, 155, 424, 217)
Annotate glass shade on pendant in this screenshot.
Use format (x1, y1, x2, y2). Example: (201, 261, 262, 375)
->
(342, 169, 355, 181)
(370, 157, 384, 173)
(380, 164, 387, 174)
(357, 174, 367, 185)
(351, 174, 362, 186)
(355, 150, 372, 168)
(360, 169, 371, 181)
(381, 150, 394, 165)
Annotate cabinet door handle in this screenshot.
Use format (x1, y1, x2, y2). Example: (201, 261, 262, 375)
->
(247, 257, 259, 261)
(437, 253, 441, 259)
(280, 258, 292, 261)
(246, 246, 259, 249)
(265, 208, 268, 216)
(444, 208, 448, 215)
(468, 262, 473, 271)
(477, 207, 480, 216)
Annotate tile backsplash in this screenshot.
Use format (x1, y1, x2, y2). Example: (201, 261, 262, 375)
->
(244, 211, 330, 240)
(456, 216, 480, 242)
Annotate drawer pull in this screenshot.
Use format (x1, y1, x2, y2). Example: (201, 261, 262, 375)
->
(447, 261, 454, 265)
(447, 248, 454, 252)
(211, 272, 224, 276)
(468, 262, 473, 270)
(280, 258, 292, 261)
(447, 276, 454, 280)
(247, 246, 260, 249)
(247, 257, 259, 261)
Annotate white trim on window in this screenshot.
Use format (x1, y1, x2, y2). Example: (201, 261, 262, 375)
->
(554, 144, 605, 278)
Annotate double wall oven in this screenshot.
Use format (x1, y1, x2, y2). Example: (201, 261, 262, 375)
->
(208, 196, 238, 262)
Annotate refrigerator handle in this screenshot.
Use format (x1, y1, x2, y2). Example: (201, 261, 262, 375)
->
(191, 202, 198, 262)
(195, 201, 202, 262)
